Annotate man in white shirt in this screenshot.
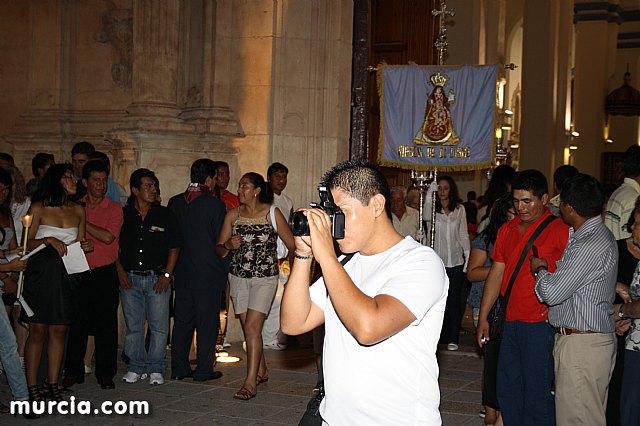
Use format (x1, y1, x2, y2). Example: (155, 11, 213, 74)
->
(281, 160, 448, 424)
(263, 162, 294, 351)
(605, 145, 640, 239)
(390, 185, 421, 240)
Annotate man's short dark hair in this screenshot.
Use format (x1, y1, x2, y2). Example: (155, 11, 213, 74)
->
(71, 141, 96, 158)
(467, 190, 477, 201)
(626, 196, 640, 232)
(82, 159, 109, 180)
(321, 160, 392, 219)
(553, 165, 578, 189)
(511, 169, 548, 199)
(31, 153, 55, 178)
(214, 161, 229, 170)
(267, 162, 288, 177)
(0, 153, 14, 164)
(129, 168, 157, 192)
(93, 151, 110, 166)
(623, 145, 640, 178)
(560, 173, 605, 218)
(190, 159, 217, 184)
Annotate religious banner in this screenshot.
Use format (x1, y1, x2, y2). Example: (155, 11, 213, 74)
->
(377, 63, 498, 171)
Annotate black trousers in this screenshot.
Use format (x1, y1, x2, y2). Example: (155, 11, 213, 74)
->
(440, 265, 465, 344)
(171, 286, 221, 380)
(64, 263, 119, 381)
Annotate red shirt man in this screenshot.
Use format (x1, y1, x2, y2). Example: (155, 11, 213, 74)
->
(476, 169, 569, 426)
(62, 160, 123, 390)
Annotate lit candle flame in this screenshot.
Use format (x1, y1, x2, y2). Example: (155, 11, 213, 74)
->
(21, 215, 32, 228)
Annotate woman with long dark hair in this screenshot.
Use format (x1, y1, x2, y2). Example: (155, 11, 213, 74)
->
(477, 165, 516, 231)
(0, 168, 20, 302)
(425, 175, 470, 350)
(467, 194, 518, 425)
(216, 172, 294, 400)
(21, 163, 92, 403)
(0, 165, 28, 368)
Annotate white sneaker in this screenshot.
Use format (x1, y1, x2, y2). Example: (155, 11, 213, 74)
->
(447, 343, 459, 351)
(263, 342, 287, 351)
(84, 364, 92, 375)
(149, 373, 164, 385)
(122, 371, 148, 383)
(222, 339, 231, 348)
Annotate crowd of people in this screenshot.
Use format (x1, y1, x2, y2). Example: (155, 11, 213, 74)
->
(385, 146, 640, 426)
(0, 141, 639, 424)
(0, 143, 301, 418)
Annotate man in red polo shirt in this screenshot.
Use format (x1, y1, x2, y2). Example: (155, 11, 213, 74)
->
(477, 169, 569, 426)
(63, 160, 123, 390)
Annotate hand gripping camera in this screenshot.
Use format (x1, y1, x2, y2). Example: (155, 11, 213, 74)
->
(289, 186, 345, 239)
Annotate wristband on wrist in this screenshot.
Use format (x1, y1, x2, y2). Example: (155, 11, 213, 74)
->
(294, 252, 313, 260)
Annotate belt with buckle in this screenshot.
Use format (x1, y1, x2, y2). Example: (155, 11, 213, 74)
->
(126, 269, 162, 276)
(555, 327, 593, 335)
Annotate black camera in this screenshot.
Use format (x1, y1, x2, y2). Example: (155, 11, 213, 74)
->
(289, 186, 345, 239)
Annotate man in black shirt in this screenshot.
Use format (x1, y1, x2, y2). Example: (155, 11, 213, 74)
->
(117, 168, 181, 385)
(168, 159, 228, 381)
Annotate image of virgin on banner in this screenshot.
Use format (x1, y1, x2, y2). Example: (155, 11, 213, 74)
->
(377, 63, 498, 172)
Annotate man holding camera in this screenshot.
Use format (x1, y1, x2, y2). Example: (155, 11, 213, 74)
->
(281, 160, 448, 424)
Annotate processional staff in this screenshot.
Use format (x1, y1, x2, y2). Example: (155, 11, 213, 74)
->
(411, 0, 454, 247)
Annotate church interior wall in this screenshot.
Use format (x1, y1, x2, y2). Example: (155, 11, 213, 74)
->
(1, 0, 638, 209)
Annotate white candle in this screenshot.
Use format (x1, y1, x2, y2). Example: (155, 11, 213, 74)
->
(16, 214, 32, 299)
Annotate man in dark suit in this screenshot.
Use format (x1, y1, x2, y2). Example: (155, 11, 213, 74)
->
(168, 159, 228, 381)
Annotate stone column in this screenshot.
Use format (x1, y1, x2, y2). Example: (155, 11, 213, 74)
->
(128, 0, 180, 117)
(518, 0, 573, 179)
(572, 5, 620, 176)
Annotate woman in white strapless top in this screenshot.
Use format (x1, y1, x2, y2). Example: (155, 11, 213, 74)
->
(22, 164, 92, 403)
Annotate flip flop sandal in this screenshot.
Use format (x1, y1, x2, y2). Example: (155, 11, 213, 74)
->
(233, 387, 256, 401)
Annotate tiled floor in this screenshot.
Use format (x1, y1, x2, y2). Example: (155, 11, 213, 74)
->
(0, 325, 486, 424)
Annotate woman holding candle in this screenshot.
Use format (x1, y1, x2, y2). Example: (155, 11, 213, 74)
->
(0, 167, 28, 373)
(21, 164, 92, 403)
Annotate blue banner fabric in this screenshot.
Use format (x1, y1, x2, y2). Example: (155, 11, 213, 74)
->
(377, 64, 498, 171)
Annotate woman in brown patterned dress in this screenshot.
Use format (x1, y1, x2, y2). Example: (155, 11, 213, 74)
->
(216, 172, 294, 401)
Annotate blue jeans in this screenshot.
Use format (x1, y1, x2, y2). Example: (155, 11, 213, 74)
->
(0, 305, 27, 400)
(497, 320, 556, 426)
(120, 273, 170, 374)
(621, 349, 640, 426)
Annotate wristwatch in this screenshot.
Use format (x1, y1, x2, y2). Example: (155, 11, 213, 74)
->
(619, 304, 625, 320)
(164, 272, 172, 279)
(534, 265, 547, 279)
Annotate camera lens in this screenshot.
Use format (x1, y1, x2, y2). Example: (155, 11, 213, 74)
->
(289, 211, 310, 236)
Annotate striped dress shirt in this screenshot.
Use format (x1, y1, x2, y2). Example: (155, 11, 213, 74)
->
(534, 216, 618, 333)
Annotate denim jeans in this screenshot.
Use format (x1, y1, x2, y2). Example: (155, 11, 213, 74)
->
(497, 320, 556, 426)
(621, 349, 640, 426)
(0, 304, 28, 400)
(120, 273, 170, 374)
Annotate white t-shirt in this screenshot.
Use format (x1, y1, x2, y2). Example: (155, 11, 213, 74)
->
(309, 237, 448, 425)
(272, 192, 293, 221)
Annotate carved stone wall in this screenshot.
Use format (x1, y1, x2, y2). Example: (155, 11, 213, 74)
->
(1, 0, 352, 209)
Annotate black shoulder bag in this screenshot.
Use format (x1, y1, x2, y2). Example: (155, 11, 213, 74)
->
(298, 253, 354, 426)
(487, 215, 556, 340)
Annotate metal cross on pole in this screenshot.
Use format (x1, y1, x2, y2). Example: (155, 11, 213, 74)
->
(432, 0, 455, 66)
(413, 0, 455, 247)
